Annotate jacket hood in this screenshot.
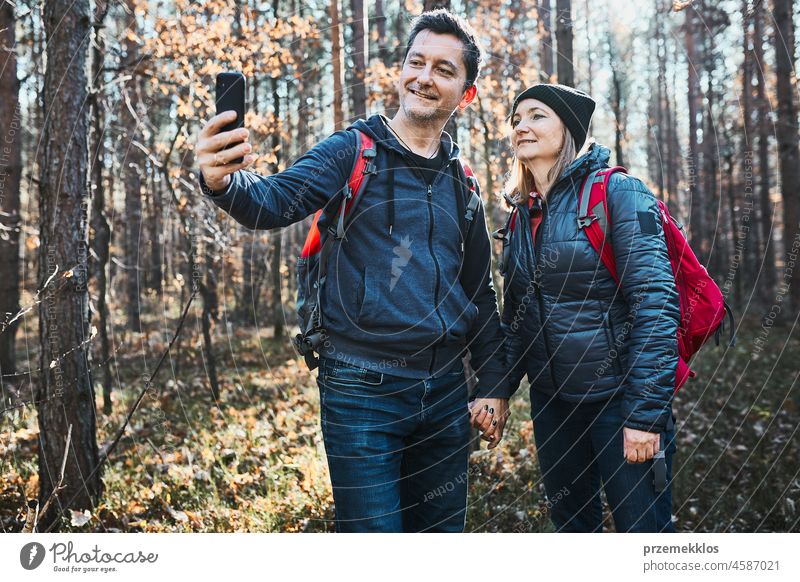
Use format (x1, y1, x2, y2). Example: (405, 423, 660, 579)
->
(348, 115, 462, 161)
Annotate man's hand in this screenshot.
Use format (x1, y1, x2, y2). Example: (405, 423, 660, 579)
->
(623, 427, 660, 463)
(196, 110, 257, 193)
(469, 398, 510, 449)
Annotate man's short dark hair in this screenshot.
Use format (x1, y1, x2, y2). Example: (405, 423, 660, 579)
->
(403, 9, 483, 91)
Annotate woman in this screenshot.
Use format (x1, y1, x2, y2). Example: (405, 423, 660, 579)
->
(499, 83, 680, 532)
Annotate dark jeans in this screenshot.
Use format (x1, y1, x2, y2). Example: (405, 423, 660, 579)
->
(530, 388, 676, 533)
(317, 357, 472, 532)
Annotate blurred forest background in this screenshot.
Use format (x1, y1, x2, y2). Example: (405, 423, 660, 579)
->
(1, 0, 799, 532)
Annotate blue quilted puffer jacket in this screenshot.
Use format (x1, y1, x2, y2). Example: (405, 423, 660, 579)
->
(501, 143, 680, 432)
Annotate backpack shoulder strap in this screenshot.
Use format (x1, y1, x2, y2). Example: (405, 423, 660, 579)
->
(332, 129, 376, 239)
(492, 193, 520, 275)
(457, 159, 483, 255)
(300, 129, 376, 258)
(577, 166, 627, 285)
(460, 160, 481, 223)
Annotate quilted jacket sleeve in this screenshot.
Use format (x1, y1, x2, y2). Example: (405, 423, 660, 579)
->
(499, 212, 528, 399)
(606, 173, 680, 433)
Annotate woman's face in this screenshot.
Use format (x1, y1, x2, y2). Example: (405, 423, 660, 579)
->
(509, 98, 565, 164)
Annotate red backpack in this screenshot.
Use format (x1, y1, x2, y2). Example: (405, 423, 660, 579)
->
(498, 166, 735, 391)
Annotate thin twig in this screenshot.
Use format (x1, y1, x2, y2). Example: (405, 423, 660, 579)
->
(98, 288, 197, 465)
(21, 499, 38, 533)
(0, 266, 61, 334)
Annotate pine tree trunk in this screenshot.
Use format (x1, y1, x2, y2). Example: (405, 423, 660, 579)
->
(772, 0, 800, 310)
(37, 0, 102, 531)
(610, 62, 625, 167)
(537, 0, 554, 82)
(555, 0, 574, 87)
(0, 0, 22, 377)
(685, 7, 705, 262)
(330, 0, 344, 129)
(89, 0, 113, 414)
(374, 0, 389, 64)
(753, 2, 774, 302)
(121, 0, 144, 329)
(702, 34, 722, 277)
(349, 0, 368, 120)
(271, 76, 284, 339)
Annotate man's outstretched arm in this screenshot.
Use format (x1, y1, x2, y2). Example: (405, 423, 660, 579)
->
(196, 111, 354, 230)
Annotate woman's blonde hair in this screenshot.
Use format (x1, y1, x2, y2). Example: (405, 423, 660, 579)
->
(503, 124, 593, 204)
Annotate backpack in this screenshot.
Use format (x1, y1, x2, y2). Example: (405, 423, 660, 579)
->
(495, 166, 736, 391)
(293, 128, 482, 370)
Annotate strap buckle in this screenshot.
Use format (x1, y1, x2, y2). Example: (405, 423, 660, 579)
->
(577, 214, 597, 229)
(363, 147, 377, 174)
(328, 186, 353, 239)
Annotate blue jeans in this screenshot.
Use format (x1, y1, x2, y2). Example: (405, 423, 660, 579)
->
(317, 357, 472, 532)
(530, 389, 676, 532)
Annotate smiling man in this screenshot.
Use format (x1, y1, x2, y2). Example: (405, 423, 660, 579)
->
(195, 9, 512, 532)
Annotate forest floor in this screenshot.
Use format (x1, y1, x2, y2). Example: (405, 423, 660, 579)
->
(2, 310, 798, 532)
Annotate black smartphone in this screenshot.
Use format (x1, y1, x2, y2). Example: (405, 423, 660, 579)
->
(215, 72, 247, 164)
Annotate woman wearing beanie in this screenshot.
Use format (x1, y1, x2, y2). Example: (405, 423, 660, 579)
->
(497, 83, 680, 532)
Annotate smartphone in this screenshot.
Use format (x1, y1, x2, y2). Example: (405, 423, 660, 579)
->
(215, 72, 247, 164)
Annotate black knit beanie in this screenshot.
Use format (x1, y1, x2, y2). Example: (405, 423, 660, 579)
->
(509, 83, 596, 150)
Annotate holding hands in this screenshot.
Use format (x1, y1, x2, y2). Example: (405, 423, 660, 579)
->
(469, 398, 510, 449)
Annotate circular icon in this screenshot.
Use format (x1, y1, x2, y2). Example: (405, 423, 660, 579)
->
(20, 542, 46, 570)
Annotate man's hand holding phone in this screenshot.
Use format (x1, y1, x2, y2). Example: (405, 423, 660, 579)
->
(196, 111, 256, 194)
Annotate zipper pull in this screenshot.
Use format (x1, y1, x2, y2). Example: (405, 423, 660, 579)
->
(427, 184, 432, 197)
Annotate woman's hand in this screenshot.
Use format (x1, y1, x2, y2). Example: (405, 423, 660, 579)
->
(623, 427, 660, 463)
(469, 398, 510, 449)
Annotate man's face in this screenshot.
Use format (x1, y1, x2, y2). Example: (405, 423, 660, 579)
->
(397, 30, 473, 125)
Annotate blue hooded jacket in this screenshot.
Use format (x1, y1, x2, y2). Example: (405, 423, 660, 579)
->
(200, 114, 510, 398)
(501, 143, 680, 432)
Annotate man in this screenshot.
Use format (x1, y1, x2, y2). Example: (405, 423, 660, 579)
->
(196, 9, 511, 532)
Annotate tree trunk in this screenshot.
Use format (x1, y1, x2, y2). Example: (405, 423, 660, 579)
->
(652, 5, 666, 200)
(374, 0, 389, 64)
(772, 0, 800, 310)
(753, 2, 774, 302)
(724, 148, 741, 305)
(146, 165, 163, 293)
(121, 0, 144, 329)
(349, 0, 368, 120)
(703, 33, 722, 277)
(330, 0, 344, 129)
(584, 0, 592, 94)
(89, 0, 113, 414)
(37, 0, 102, 531)
(610, 61, 625, 167)
(736, 0, 757, 305)
(666, 34, 682, 220)
(685, 7, 705, 262)
(200, 240, 220, 401)
(0, 0, 22, 377)
(270, 77, 284, 339)
(555, 0, 574, 87)
(537, 0, 554, 82)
